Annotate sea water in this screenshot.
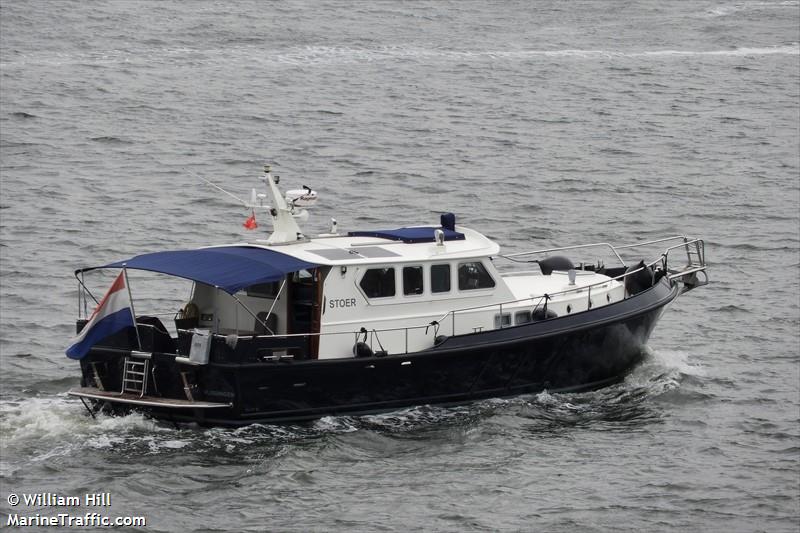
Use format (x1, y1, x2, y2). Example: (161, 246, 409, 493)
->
(1, 1, 798, 531)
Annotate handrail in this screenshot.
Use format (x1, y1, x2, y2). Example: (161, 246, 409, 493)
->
(501, 242, 626, 267)
(499, 235, 697, 268)
(191, 321, 437, 341)
(443, 264, 644, 321)
(614, 235, 689, 250)
(114, 236, 706, 357)
(196, 237, 706, 355)
(437, 238, 707, 331)
(191, 261, 638, 354)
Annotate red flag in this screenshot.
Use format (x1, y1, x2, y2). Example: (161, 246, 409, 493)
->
(243, 211, 257, 230)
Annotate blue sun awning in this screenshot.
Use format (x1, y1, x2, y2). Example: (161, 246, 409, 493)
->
(80, 246, 319, 294)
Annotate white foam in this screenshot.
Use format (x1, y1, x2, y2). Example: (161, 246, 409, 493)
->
(639, 44, 800, 57)
(618, 347, 705, 397)
(707, 1, 799, 17)
(649, 348, 706, 377)
(0, 396, 174, 461)
(533, 390, 558, 406)
(313, 415, 359, 433)
(157, 439, 189, 449)
(0, 396, 118, 445)
(264, 44, 800, 64)
(4, 43, 797, 71)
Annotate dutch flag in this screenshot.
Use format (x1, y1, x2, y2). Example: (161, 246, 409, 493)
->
(66, 271, 135, 360)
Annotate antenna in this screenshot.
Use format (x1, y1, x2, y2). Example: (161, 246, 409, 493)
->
(188, 165, 317, 244)
(188, 169, 250, 208)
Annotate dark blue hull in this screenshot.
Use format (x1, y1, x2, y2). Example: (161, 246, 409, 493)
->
(78, 278, 678, 427)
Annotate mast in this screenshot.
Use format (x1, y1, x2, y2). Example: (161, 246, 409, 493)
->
(263, 165, 306, 244)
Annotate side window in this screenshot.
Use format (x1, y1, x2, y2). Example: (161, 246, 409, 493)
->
(246, 281, 281, 298)
(431, 264, 451, 293)
(360, 268, 396, 298)
(458, 262, 495, 291)
(403, 266, 423, 295)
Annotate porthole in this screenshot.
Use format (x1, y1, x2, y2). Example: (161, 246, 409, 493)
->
(515, 310, 532, 325)
(566, 304, 572, 314)
(607, 294, 611, 302)
(494, 313, 512, 329)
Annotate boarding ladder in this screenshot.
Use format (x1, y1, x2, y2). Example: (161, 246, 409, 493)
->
(683, 237, 705, 267)
(122, 357, 148, 397)
(666, 238, 708, 292)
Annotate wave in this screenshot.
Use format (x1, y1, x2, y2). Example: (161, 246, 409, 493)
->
(0, 345, 707, 467)
(352, 347, 706, 431)
(3, 43, 797, 71)
(8, 111, 37, 119)
(89, 136, 134, 144)
(0, 394, 370, 468)
(260, 44, 800, 64)
(0, 396, 166, 475)
(638, 44, 800, 57)
(707, 1, 799, 17)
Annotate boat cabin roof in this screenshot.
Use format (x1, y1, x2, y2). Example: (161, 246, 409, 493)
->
(77, 224, 500, 294)
(241, 225, 500, 267)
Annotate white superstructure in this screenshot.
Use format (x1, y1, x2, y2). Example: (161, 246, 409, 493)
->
(186, 168, 625, 359)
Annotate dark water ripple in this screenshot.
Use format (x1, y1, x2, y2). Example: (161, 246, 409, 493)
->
(2, 0, 799, 531)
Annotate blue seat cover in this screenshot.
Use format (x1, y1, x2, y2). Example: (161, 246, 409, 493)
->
(347, 227, 465, 244)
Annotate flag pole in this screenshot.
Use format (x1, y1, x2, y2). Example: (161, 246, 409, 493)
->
(122, 265, 143, 351)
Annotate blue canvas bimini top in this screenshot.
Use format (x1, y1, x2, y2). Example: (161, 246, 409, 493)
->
(347, 227, 465, 244)
(82, 246, 319, 294)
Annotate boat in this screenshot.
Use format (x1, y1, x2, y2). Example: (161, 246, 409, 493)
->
(66, 165, 708, 426)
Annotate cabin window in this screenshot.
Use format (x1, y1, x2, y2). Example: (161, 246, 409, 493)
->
(403, 266, 424, 295)
(293, 269, 314, 283)
(458, 262, 495, 291)
(246, 281, 281, 298)
(431, 264, 451, 293)
(360, 268, 396, 298)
